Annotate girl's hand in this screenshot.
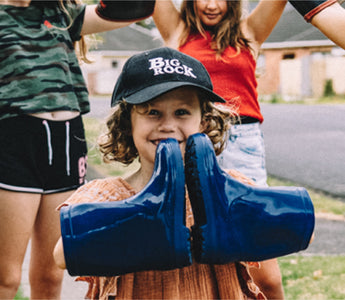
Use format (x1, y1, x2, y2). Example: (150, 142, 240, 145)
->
(53, 238, 66, 269)
(0, 0, 31, 6)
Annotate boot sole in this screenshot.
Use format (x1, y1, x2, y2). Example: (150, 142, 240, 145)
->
(185, 133, 315, 264)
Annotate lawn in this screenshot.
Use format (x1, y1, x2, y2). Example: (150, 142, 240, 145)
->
(279, 255, 345, 300)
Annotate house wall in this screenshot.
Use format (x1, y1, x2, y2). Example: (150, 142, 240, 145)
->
(256, 50, 281, 95)
(257, 48, 310, 96)
(83, 47, 345, 100)
(326, 56, 345, 95)
(280, 59, 302, 98)
(81, 52, 132, 95)
(257, 45, 345, 99)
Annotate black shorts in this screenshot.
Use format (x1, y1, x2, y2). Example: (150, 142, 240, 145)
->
(0, 115, 88, 194)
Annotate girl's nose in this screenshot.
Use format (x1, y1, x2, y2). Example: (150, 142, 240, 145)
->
(206, 0, 218, 9)
(158, 116, 176, 132)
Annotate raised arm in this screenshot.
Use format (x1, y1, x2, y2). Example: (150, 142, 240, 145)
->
(242, 0, 287, 52)
(309, 2, 345, 49)
(81, 0, 155, 35)
(152, 0, 185, 48)
(244, 0, 288, 45)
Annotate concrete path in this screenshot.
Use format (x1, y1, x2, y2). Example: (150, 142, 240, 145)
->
(305, 216, 345, 256)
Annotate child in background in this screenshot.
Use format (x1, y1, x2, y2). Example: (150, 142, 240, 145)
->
(152, 0, 288, 186)
(0, 0, 154, 298)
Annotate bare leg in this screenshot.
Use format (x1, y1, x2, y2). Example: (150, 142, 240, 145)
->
(30, 190, 74, 299)
(249, 258, 285, 300)
(0, 190, 40, 299)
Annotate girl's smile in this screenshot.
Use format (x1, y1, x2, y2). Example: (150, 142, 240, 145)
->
(130, 87, 205, 170)
(195, 0, 227, 27)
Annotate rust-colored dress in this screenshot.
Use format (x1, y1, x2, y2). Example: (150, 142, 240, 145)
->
(59, 170, 265, 300)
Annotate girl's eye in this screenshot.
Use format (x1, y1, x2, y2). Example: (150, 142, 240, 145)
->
(175, 109, 190, 116)
(148, 109, 160, 116)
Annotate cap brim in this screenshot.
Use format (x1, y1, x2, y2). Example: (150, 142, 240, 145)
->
(111, 81, 226, 106)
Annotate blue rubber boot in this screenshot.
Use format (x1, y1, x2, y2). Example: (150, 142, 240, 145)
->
(185, 133, 315, 264)
(60, 138, 191, 276)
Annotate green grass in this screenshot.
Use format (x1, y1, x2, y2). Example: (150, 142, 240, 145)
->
(279, 255, 345, 300)
(14, 287, 29, 300)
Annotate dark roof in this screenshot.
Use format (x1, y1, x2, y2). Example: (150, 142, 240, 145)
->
(90, 24, 163, 52)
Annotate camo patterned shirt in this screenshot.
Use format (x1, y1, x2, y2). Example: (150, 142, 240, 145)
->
(0, 3, 89, 120)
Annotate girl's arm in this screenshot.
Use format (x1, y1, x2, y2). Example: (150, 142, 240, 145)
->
(81, 5, 132, 35)
(310, 2, 345, 49)
(249, 259, 285, 300)
(81, 1, 155, 35)
(152, 0, 185, 48)
(242, 0, 287, 52)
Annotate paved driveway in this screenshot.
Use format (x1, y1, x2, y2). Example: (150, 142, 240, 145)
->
(261, 103, 345, 198)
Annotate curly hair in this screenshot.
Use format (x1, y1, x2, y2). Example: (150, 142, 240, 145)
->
(179, 0, 251, 57)
(98, 93, 237, 165)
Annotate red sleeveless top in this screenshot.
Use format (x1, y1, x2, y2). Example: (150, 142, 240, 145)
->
(179, 32, 263, 123)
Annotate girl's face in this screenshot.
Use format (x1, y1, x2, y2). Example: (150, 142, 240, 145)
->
(131, 87, 205, 169)
(195, 0, 228, 27)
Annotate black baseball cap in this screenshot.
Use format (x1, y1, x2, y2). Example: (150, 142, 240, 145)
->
(111, 47, 226, 107)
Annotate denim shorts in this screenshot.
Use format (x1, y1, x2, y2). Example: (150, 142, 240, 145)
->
(0, 115, 88, 194)
(217, 122, 267, 186)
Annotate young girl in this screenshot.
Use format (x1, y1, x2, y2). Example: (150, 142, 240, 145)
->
(54, 47, 269, 300)
(0, 0, 154, 298)
(152, 0, 288, 297)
